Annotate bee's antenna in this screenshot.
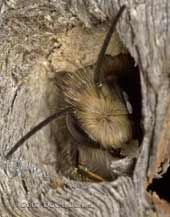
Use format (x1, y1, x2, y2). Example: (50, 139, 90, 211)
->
(5, 107, 73, 159)
(94, 5, 126, 88)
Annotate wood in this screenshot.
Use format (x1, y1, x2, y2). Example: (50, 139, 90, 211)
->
(0, 0, 170, 216)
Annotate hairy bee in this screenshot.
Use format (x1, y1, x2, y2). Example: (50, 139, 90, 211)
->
(5, 6, 137, 181)
(55, 54, 134, 180)
(62, 61, 132, 149)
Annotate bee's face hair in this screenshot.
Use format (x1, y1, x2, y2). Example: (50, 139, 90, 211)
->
(62, 62, 132, 149)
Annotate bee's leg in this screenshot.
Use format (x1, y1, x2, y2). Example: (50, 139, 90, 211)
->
(69, 144, 105, 182)
(77, 146, 116, 182)
(78, 165, 105, 182)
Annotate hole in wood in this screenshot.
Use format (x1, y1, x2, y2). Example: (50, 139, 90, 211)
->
(52, 52, 143, 182)
(147, 166, 170, 202)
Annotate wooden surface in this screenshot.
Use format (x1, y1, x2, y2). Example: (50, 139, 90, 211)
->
(0, 0, 170, 216)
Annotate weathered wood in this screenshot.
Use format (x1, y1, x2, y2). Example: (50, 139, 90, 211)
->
(0, 0, 170, 216)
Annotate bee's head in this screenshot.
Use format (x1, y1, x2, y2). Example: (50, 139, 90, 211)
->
(63, 61, 133, 149)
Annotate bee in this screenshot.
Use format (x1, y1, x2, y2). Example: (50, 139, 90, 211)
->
(5, 6, 137, 181)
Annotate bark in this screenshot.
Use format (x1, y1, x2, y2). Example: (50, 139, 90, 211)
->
(0, 0, 170, 216)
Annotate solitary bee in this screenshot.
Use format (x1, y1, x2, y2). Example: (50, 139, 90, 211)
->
(5, 6, 138, 181)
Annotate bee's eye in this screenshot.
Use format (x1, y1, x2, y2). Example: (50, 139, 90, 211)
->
(66, 113, 88, 143)
(66, 113, 100, 149)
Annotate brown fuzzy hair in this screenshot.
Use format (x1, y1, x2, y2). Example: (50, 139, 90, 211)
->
(61, 59, 132, 149)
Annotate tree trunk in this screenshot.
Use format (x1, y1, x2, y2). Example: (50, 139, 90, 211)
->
(0, 0, 170, 216)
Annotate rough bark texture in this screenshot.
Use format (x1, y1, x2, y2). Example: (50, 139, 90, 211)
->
(0, 0, 170, 217)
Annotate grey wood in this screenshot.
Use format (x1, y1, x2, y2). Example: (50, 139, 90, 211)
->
(0, 0, 170, 216)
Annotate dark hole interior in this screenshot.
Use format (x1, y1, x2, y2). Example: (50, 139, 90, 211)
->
(105, 53, 143, 144)
(147, 166, 170, 202)
(117, 56, 143, 143)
